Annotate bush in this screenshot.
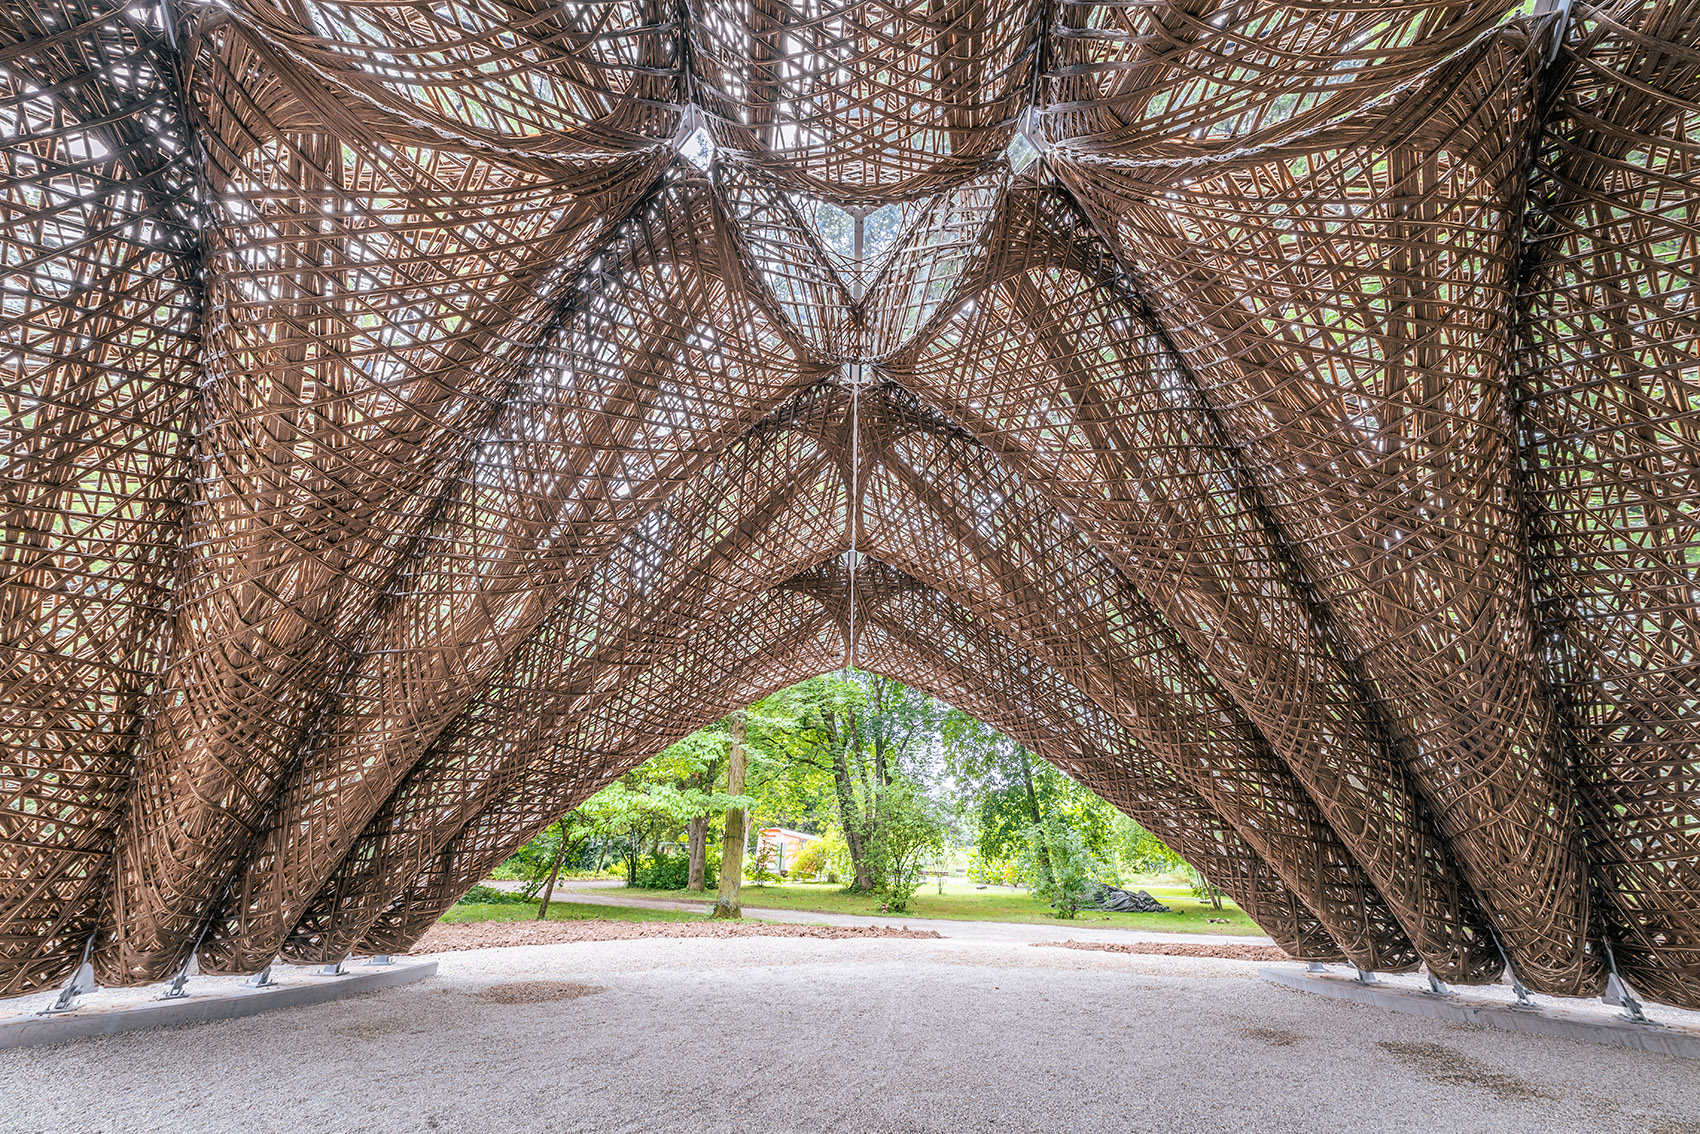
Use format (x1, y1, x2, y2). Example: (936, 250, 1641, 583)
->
(788, 839, 830, 880)
(744, 842, 780, 886)
(967, 848, 1015, 886)
(1019, 819, 1105, 919)
(456, 883, 529, 906)
(867, 778, 948, 913)
(814, 829, 850, 884)
(633, 851, 717, 890)
(1187, 866, 1225, 910)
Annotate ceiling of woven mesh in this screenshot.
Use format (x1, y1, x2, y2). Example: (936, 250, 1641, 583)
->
(3, 0, 1697, 1009)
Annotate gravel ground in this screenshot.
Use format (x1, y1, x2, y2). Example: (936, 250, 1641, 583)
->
(4, 935, 1698, 1134)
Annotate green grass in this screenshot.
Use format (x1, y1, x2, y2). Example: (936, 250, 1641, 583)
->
(618, 879, 1263, 935)
(439, 899, 706, 925)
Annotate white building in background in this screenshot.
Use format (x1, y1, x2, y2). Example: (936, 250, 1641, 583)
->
(756, 827, 818, 876)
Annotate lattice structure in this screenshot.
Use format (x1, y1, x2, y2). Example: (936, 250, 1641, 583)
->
(3, 0, 1697, 1009)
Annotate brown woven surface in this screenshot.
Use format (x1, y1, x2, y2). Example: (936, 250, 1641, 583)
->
(3, 0, 1698, 1009)
(1517, 0, 1700, 1008)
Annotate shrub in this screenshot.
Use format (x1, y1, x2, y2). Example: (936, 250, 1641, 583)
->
(1019, 819, 1105, 919)
(744, 842, 780, 886)
(457, 883, 529, 906)
(967, 848, 1016, 886)
(867, 777, 948, 913)
(633, 851, 717, 890)
(814, 828, 851, 884)
(788, 839, 830, 880)
(1187, 866, 1225, 910)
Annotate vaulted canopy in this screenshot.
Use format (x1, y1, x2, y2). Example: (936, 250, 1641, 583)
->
(3, 0, 1698, 1010)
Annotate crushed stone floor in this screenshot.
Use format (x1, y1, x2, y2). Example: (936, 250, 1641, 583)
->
(4, 934, 1698, 1134)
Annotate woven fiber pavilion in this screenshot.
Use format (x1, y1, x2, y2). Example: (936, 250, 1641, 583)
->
(2, 0, 1698, 1014)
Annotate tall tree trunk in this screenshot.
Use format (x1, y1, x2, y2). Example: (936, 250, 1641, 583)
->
(851, 705, 883, 892)
(626, 827, 639, 887)
(853, 853, 876, 892)
(686, 814, 708, 892)
(536, 827, 570, 920)
(1020, 747, 1054, 886)
(829, 717, 871, 891)
(685, 752, 723, 893)
(711, 711, 748, 918)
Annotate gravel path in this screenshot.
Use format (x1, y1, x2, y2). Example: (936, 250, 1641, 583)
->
(5, 935, 1698, 1133)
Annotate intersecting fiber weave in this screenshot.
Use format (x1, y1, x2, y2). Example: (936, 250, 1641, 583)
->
(2, 0, 1697, 1011)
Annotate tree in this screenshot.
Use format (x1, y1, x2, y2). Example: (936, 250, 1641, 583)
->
(751, 670, 944, 893)
(643, 725, 731, 892)
(865, 775, 948, 912)
(1113, 813, 1187, 876)
(711, 710, 750, 918)
(532, 812, 593, 919)
(943, 711, 1123, 884)
(1020, 818, 1105, 919)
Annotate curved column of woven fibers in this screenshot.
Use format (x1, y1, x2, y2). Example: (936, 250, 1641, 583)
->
(853, 391, 1418, 970)
(94, 26, 664, 987)
(275, 394, 853, 962)
(884, 190, 1499, 980)
(309, 386, 1385, 965)
(214, 0, 683, 153)
(687, 0, 1039, 203)
(357, 588, 850, 953)
(358, 565, 1339, 960)
(1060, 31, 1600, 994)
(851, 570, 1343, 961)
(1037, 0, 1511, 161)
(291, 385, 1378, 965)
(1517, 0, 1700, 1008)
(183, 171, 825, 977)
(0, 1, 200, 998)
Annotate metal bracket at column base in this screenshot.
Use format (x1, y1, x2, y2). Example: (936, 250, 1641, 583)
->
(1261, 966, 1700, 1060)
(162, 955, 200, 999)
(39, 962, 97, 1015)
(1604, 973, 1661, 1027)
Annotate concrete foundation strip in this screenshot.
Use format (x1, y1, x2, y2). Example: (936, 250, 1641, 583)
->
(1261, 966, 1700, 1060)
(0, 960, 437, 1051)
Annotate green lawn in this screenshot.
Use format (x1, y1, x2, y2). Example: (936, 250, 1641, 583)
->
(439, 899, 706, 925)
(622, 879, 1264, 935)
